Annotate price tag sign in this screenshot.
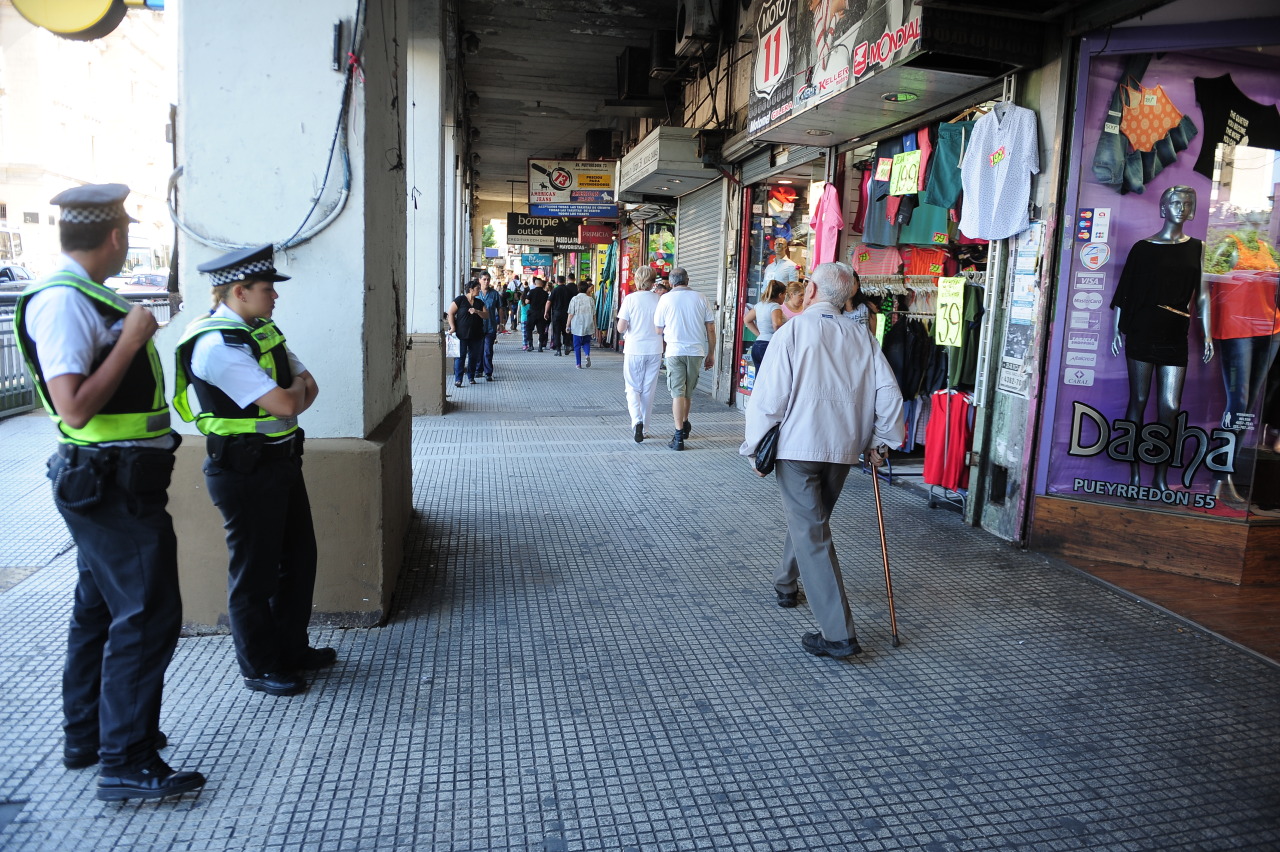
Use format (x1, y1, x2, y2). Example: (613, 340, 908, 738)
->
(936, 276, 966, 347)
(889, 150, 921, 196)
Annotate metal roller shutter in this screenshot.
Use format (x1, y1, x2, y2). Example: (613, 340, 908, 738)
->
(674, 179, 726, 306)
(739, 145, 826, 185)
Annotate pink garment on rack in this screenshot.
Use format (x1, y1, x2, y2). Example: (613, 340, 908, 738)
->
(851, 168, 871, 234)
(809, 182, 844, 265)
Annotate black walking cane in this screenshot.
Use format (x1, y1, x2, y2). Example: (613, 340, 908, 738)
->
(869, 454, 901, 647)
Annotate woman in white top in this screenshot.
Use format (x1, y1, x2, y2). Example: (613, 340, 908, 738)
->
(616, 267, 663, 442)
(567, 281, 597, 368)
(744, 279, 787, 370)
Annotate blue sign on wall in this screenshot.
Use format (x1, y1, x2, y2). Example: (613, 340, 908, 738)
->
(521, 253, 553, 266)
(530, 203, 619, 218)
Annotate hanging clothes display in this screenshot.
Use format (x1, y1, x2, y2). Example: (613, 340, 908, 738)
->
(922, 120, 974, 210)
(809, 182, 844, 265)
(1192, 74, 1280, 179)
(959, 102, 1039, 240)
(863, 137, 902, 247)
(849, 243, 902, 276)
(923, 390, 974, 491)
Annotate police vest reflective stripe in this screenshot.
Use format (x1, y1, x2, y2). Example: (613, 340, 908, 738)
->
(173, 314, 298, 438)
(14, 272, 171, 445)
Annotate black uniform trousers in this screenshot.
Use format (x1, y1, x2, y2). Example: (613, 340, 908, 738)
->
(204, 451, 318, 678)
(529, 317, 549, 350)
(51, 449, 181, 775)
(550, 310, 569, 351)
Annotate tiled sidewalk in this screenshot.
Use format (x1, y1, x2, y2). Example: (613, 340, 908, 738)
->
(1, 334, 1278, 851)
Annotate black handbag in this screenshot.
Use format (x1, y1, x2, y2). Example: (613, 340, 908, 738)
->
(754, 423, 781, 476)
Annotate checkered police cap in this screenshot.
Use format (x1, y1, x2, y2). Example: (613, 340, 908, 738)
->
(197, 244, 291, 286)
(50, 183, 139, 225)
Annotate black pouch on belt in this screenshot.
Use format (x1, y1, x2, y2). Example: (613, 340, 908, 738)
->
(116, 449, 176, 493)
(51, 453, 114, 513)
(208, 433, 266, 474)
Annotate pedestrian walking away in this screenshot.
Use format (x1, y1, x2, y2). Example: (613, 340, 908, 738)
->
(653, 267, 715, 450)
(616, 266, 663, 442)
(568, 280, 596, 368)
(174, 244, 336, 700)
(447, 279, 488, 385)
(525, 277, 550, 351)
(741, 261, 905, 659)
(477, 272, 503, 379)
(548, 275, 574, 355)
(13, 183, 205, 802)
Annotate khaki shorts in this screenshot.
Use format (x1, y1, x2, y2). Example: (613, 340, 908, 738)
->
(665, 355, 704, 398)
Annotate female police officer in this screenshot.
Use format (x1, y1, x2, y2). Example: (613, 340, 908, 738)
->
(173, 245, 334, 697)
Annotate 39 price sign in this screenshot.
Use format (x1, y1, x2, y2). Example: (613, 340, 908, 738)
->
(935, 276, 966, 348)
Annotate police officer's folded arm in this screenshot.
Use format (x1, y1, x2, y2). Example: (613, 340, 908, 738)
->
(253, 372, 315, 418)
(47, 306, 158, 429)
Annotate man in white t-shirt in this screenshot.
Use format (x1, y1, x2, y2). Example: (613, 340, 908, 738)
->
(652, 267, 715, 450)
(615, 267, 663, 442)
(762, 237, 799, 284)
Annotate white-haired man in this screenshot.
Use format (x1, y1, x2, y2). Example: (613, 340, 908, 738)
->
(741, 262, 905, 659)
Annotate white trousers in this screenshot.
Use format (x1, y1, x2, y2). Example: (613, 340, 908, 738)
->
(623, 353, 662, 427)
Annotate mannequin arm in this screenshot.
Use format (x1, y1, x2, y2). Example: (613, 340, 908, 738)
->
(1198, 274, 1213, 362)
(1111, 308, 1124, 357)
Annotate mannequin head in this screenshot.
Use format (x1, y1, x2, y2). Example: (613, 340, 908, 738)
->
(1159, 185, 1196, 224)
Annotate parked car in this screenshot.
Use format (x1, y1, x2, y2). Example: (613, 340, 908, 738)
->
(0, 265, 34, 291)
(113, 272, 170, 296)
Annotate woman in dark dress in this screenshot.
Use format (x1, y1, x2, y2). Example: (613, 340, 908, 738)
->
(1110, 185, 1213, 491)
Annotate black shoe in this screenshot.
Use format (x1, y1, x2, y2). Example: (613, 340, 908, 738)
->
(97, 758, 205, 802)
(538, 347, 545, 352)
(777, 592, 798, 608)
(485, 375, 494, 381)
(454, 381, 462, 388)
(669, 430, 684, 451)
(554, 350, 562, 356)
(801, 631, 862, 659)
(469, 378, 478, 385)
(293, 646, 338, 670)
(634, 423, 644, 443)
(64, 732, 168, 770)
(681, 419, 692, 439)
(243, 672, 307, 696)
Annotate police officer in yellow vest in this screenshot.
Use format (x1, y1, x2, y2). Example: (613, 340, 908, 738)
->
(15, 184, 205, 802)
(173, 245, 333, 698)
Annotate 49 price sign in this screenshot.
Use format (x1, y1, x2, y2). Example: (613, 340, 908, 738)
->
(935, 276, 966, 348)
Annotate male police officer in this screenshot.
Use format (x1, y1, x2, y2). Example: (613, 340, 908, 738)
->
(173, 245, 332, 698)
(15, 184, 205, 801)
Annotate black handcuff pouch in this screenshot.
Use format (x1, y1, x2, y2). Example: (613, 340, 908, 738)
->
(207, 433, 266, 474)
(117, 449, 176, 493)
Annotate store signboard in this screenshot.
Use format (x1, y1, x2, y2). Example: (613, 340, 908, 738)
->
(528, 159, 617, 217)
(579, 223, 614, 244)
(520, 253, 552, 267)
(1042, 49, 1280, 519)
(745, 0, 923, 138)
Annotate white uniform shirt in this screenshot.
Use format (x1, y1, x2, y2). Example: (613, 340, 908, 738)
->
(958, 103, 1039, 240)
(762, 257, 799, 284)
(741, 301, 905, 465)
(189, 304, 305, 409)
(653, 287, 714, 357)
(23, 256, 121, 381)
(616, 290, 662, 355)
(24, 255, 172, 447)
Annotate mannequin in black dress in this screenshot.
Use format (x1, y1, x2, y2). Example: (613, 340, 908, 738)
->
(1110, 186, 1212, 491)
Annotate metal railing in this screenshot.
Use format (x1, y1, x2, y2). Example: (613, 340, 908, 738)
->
(0, 296, 175, 420)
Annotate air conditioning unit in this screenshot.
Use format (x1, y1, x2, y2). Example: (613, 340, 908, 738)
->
(617, 46, 655, 100)
(650, 29, 677, 77)
(675, 0, 716, 58)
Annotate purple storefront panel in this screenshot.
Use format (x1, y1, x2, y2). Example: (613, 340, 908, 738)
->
(1038, 21, 1280, 521)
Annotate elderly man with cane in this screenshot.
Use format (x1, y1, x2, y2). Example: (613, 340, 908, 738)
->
(742, 262, 905, 658)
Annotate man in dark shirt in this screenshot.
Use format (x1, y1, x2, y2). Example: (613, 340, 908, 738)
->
(524, 277, 550, 352)
(548, 275, 575, 355)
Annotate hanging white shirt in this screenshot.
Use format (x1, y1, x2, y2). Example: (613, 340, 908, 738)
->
(958, 103, 1039, 241)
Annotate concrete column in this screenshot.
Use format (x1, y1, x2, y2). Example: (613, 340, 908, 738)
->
(405, 0, 447, 414)
(163, 0, 411, 629)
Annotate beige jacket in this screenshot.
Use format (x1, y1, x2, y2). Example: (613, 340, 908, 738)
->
(740, 301, 905, 464)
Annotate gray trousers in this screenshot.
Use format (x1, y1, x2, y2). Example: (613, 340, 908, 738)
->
(774, 459, 857, 643)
